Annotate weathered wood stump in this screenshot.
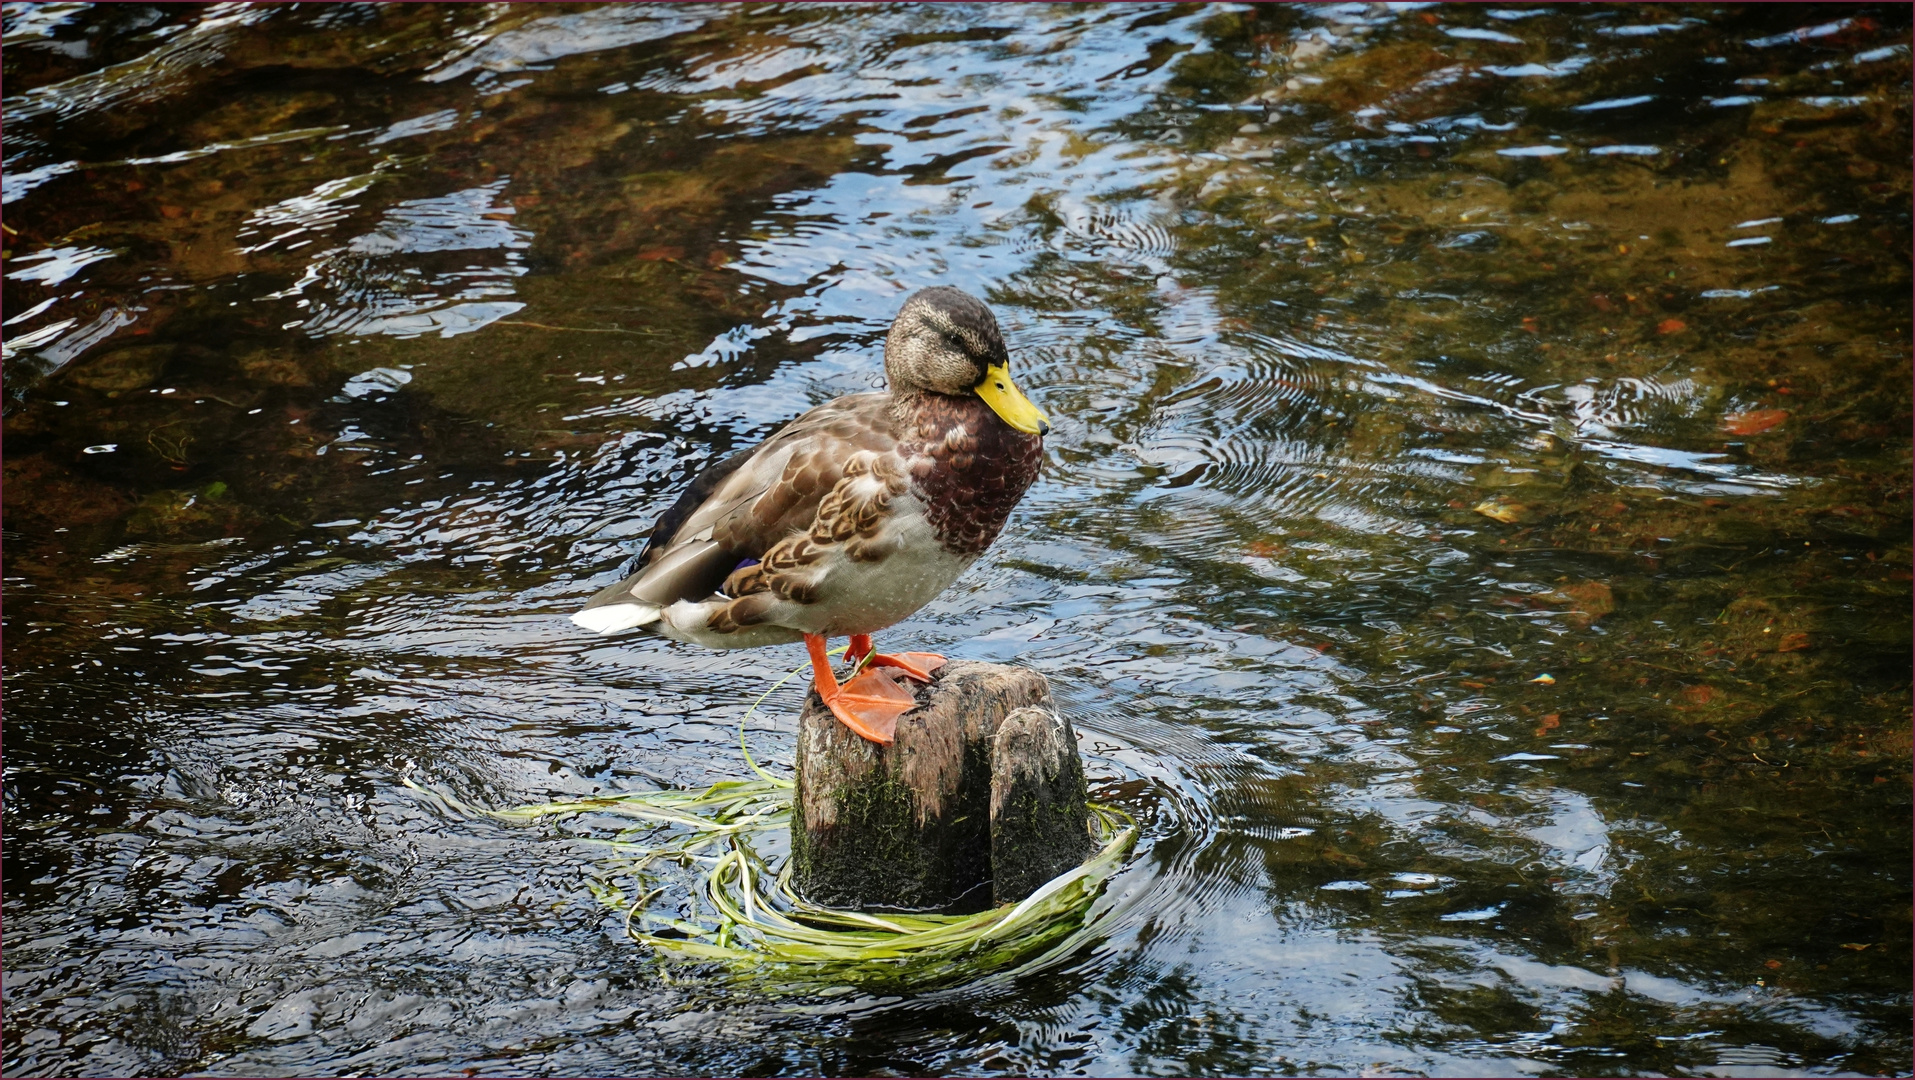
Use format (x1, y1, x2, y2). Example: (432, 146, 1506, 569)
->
(790, 661, 1096, 912)
(989, 705, 1096, 905)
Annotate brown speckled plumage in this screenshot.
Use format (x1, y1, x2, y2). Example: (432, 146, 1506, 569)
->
(573, 286, 1047, 650)
(706, 444, 913, 631)
(901, 392, 1044, 556)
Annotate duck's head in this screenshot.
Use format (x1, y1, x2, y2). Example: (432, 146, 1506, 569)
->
(884, 286, 1050, 436)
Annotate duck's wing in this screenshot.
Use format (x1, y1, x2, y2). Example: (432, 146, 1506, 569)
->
(631, 429, 779, 572)
(572, 393, 896, 633)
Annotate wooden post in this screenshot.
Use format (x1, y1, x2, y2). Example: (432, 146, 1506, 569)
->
(790, 661, 1095, 912)
(989, 705, 1095, 906)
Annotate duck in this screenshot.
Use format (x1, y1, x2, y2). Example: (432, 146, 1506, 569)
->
(572, 286, 1049, 746)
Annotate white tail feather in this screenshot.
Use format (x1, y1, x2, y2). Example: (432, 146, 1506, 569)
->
(570, 602, 661, 635)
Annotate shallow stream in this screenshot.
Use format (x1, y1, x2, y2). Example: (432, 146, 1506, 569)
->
(4, 4, 1910, 1076)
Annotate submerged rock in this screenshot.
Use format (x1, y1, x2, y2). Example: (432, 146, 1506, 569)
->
(65, 344, 173, 392)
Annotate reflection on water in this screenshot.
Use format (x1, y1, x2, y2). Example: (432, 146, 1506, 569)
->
(4, 4, 1909, 1076)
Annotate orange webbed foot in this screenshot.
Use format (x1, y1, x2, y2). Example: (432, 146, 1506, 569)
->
(821, 669, 918, 745)
(845, 634, 946, 683)
(807, 633, 923, 745)
(866, 651, 946, 683)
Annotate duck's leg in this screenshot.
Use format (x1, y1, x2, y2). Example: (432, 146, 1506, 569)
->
(805, 633, 917, 746)
(847, 633, 946, 683)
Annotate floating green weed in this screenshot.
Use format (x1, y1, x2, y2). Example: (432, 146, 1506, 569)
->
(405, 652, 1138, 987)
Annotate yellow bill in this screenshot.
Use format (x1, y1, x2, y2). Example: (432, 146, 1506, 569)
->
(975, 363, 1050, 435)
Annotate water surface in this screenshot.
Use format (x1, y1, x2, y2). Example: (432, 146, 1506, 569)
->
(4, 4, 1910, 1076)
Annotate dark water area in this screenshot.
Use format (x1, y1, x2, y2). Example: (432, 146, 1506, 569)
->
(3, 3, 1910, 1076)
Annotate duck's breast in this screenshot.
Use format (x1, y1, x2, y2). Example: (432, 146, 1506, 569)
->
(904, 394, 1044, 557)
(809, 492, 977, 636)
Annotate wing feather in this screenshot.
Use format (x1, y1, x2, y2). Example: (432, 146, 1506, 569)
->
(575, 393, 899, 620)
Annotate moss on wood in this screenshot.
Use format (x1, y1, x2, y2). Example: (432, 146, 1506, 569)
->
(792, 661, 1091, 911)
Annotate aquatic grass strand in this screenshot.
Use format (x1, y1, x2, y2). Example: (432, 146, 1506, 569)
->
(735, 648, 844, 787)
(404, 652, 1138, 987)
(615, 803, 1136, 982)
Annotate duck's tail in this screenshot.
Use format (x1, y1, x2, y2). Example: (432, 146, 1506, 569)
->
(570, 599, 661, 635)
(570, 538, 735, 636)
